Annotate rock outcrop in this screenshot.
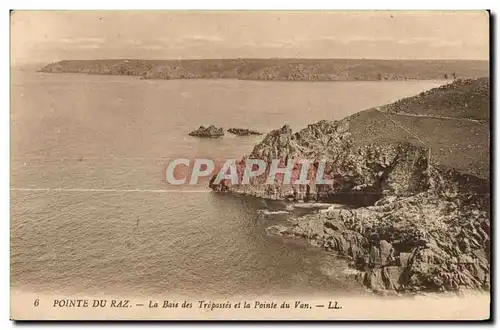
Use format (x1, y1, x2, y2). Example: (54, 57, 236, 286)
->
(188, 125, 224, 138)
(228, 128, 263, 136)
(210, 119, 431, 204)
(268, 189, 490, 293)
(210, 78, 490, 294)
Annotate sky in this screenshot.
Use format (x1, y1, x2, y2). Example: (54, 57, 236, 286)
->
(10, 10, 490, 64)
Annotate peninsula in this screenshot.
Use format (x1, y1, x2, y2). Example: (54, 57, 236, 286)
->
(40, 58, 489, 82)
(210, 78, 491, 294)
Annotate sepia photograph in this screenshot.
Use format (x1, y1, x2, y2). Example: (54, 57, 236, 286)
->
(9, 10, 491, 320)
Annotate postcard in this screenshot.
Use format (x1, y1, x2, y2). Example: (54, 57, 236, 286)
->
(10, 10, 491, 320)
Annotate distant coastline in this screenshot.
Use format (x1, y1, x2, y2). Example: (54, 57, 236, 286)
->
(39, 58, 489, 82)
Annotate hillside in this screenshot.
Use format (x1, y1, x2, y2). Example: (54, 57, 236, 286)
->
(210, 78, 491, 294)
(39, 58, 489, 82)
(381, 77, 490, 120)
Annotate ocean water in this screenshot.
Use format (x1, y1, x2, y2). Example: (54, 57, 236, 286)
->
(10, 71, 445, 298)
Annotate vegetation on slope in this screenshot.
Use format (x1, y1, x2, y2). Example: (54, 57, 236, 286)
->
(381, 78, 490, 120)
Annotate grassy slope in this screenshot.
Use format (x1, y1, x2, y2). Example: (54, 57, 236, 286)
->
(381, 78, 490, 120)
(348, 78, 490, 179)
(40, 58, 489, 81)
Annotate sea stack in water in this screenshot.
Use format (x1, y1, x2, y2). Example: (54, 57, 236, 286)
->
(227, 128, 263, 136)
(189, 125, 224, 138)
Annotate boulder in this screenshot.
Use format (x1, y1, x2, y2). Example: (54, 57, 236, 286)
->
(266, 225, 289, 236)
(189, 125, 224, 138)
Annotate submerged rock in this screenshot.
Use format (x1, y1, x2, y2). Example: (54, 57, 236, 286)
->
(189, 125, 224, 138)
(266, 224, 290, 236)
(227, 128, 263, 136)
(257, 209, 290, 216)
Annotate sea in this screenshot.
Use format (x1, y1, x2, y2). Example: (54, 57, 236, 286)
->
(10, 70, 446, 299)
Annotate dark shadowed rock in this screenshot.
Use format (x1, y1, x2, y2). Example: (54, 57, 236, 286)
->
(188, 125, 224, 138)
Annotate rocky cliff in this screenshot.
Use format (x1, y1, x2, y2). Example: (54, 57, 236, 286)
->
(210, 78, 490, 293)
(267, 187, 490, 294)
(210, 119, 432, 205)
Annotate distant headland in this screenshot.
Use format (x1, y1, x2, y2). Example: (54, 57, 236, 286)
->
(39, 58, 489, 82)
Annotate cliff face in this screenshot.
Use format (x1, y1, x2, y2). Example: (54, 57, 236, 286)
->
(210, 78, 490, 293)
(211, 119, 431, 205)
(210, 78, 490, 202)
